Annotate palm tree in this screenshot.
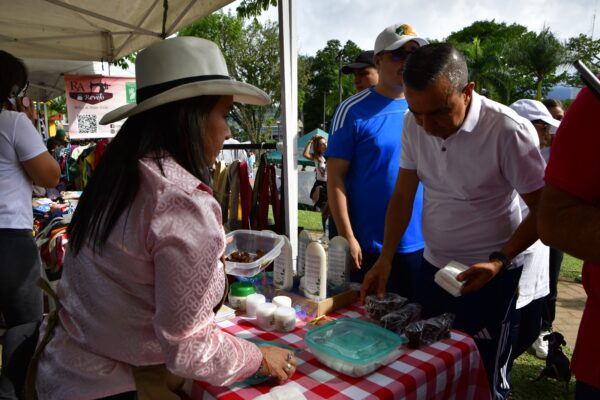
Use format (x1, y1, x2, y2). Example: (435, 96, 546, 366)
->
(508, 28, 567, 100)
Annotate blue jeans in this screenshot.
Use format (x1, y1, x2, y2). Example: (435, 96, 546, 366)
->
(414, 258, 521, 400)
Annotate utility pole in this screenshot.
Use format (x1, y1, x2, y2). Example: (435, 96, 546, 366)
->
(336, 49, 343, 104)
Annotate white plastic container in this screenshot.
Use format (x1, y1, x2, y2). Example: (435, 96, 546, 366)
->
(256, 302, 278, 330)
(272, 295, 292, 308)
(245, 293, 266, 318)
(297, 230, 312, 278)
(327, 236, 351, 292)
(273, 235, 293, 290)
(304, 241, 327, 300)
(274, 306, 297, 332)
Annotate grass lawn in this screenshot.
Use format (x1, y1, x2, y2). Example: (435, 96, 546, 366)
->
(560, 253, 583, 282)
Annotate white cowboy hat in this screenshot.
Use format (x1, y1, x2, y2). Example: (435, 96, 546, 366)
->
(100, 37, 270, 124)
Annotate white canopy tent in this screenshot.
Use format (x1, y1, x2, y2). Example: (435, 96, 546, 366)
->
(1, 0, 299, 264)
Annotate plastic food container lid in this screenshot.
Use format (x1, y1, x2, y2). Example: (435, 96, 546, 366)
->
(224, 230, 285, 277)
(305, 318, 404, 364)
(229, 281, 256, 297)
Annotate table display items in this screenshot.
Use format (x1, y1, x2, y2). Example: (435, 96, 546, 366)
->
(274, 306, 297, 332)
(223, 229, 284, 276)
(228, 281, 256, 310)
(304, 318, 405, 377)
(303, 242, 328, 300)
(327, 236, 351, 293)
(273, 235, 293, 290)
(405, 313, 456, 349)
(380, 303, 423, 334)
(296, 230, 312, 278)
(245, 293, 266, 318)
(364, 293, 408, 322)
(256, 302, 278, 330)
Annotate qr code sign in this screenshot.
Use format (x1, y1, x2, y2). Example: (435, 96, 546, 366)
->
(77, 114, 97, 133)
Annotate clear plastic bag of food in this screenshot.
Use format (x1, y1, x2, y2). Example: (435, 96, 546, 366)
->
(405, 312, 455, 348)
(364, 293, 408, 322)
(380, 303, 423, 334)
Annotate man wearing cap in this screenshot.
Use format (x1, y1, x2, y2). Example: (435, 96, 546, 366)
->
(360, 43, 546, 399)
(341, 50, 379, 93)
(325, 24, 427, 299)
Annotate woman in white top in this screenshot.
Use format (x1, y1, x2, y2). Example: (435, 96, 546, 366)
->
(0, 50, 60, 399)
(303, 135, 329, 241)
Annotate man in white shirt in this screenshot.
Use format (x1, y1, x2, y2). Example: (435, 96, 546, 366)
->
(360, 43, 546, 400)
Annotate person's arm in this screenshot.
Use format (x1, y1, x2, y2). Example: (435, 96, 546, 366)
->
(303, 140, 314, 161)
(539, 183, 600, 263)
(22, 152, 60, 187)
(360, 168, 419, 302)
(457, 188, 543, 294)
(327, 157, 361, 268)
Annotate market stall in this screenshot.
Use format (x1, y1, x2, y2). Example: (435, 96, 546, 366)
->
(192, 303, 491, 400)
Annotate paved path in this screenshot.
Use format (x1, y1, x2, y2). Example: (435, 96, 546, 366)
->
(553, 279, 586, 349)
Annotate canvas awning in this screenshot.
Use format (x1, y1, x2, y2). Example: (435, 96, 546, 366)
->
(0, 0, 233, 62)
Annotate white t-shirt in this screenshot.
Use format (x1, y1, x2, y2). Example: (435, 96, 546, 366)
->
(0, 110, 47, 229)
(517, 196, 550, 308)
(400, 92, 546, 268)
(314, 157, 327, 182)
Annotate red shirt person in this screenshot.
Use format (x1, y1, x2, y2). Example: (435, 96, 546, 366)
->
(539, 86, 600, 397)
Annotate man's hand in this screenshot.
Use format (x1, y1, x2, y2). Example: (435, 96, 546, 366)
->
(456, 260, 503, 295)
(348, 236, 362, 271)
(359, 258, 392, 303)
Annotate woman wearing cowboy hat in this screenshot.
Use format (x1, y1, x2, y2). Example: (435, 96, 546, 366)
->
(33, 37, 296, 399)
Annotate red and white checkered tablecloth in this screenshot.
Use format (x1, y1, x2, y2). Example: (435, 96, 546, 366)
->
(192, 303, 491, 400)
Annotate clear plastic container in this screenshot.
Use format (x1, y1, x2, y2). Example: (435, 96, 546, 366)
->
(304, 318, 406, 377)
(224, 230, 284, 277)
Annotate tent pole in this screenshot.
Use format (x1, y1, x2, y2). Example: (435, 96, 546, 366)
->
(278, 0, 298, 272)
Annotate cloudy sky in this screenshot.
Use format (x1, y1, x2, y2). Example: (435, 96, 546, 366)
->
(225, 0, 598, 55)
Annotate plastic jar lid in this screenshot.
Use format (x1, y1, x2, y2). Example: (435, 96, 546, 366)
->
(230, 281, 256, 297)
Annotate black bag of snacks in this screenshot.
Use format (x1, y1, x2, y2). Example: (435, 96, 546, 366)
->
(405, 312, 456, 349)
(364, 293, 408, 322)
(380, 303, 423, 334)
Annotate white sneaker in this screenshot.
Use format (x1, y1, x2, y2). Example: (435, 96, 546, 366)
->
(532, 330, 550, 359)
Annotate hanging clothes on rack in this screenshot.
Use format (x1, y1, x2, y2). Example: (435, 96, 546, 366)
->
(251, 153, 282, 233)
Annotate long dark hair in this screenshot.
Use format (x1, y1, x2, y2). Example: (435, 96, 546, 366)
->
(0, 50, 27, 107)
(68, 95, 221, 254)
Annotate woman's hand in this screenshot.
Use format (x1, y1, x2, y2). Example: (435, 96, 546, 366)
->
(257, 346, 297, 383)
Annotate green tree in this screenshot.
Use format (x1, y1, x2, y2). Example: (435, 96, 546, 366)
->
(180, 12, 280, 143)
(447, 20, 527, 46)
(507, 28, 567, 100)
(236, 0, 277, 18)
(302, 39, 363, 132)
(564, 34, 600, 87)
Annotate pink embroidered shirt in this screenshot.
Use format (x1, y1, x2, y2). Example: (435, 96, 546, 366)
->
(36, 157, 262, 399)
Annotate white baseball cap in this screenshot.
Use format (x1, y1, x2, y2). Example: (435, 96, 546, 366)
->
(509, 99, 561, 127)
(374, 23, 428, 55)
